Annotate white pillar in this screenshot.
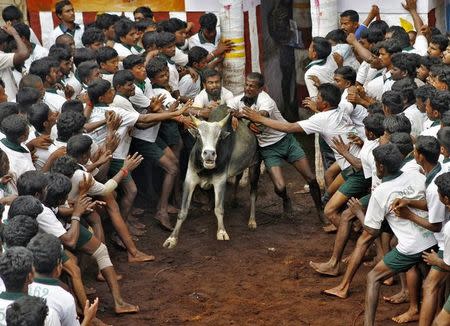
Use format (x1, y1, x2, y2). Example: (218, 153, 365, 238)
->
(219, 0, 246, 95)
(310, 0, 338, 37)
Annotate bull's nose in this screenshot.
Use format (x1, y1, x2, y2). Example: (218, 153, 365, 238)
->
(202, 149, 216, 160)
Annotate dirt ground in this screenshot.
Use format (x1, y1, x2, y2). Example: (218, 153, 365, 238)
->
(89, 164, 419, 326)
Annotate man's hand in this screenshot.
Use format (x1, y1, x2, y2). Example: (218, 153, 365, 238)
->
(207, 100, 220, 110)
(1, 22, 19, 37)
(242, 107, 263, 122)
(187, 67, 199, 82)
(82, 298, 99, 325)
(29, 135, 53, 150)
(64, 85, 75, 99)
(347, 133, 364, 148)
(422, 250, 441, 266)
(105, 132, 120, 153)
(248, 122, 261, 134)
(73, 194, 93, 217)
(393, 206, 414, 220)
(181, 116, 196, 129)
(308, 75, 321, 88)
(402, 0, 417, 12)
(332, 52, 344, 67)
(215, 39, 234, 56)
(95, 148, 112, 166)
(79, 173, 94, 196)
(168, 99, 180, 112)
(105, 111, 122, 132)
(302, 97, 319, 113)
(347, 197, 363, 215)
(420, 25, 432, 40)
(173, 99, 193, 116)
(346, 33, 357, 45)
(123, 153, 144, 172)
(331, 135, 350, 155)
(389, 198, 409, 212)
(150, 94, 166, 113)
(369, 5, 380, 19)
(0, 174, 12, 185)
(86, 200, 106, 213)
(49, 146, 67, 161)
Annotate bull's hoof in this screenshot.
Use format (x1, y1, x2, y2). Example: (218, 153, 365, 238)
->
(216, 230, 230, 241)
(163, 237, 178, 249)
(248, 220, 257, 230)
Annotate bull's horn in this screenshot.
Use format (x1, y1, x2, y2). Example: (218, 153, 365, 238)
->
(189, 114, 202, 127)
(218, 113, 230, 128)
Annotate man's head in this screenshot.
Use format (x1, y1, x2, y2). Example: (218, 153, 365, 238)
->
(373, 143, 404, 178)
(244, 72, 264, 99)
(56, 111, 86, 142)
(142, 31, 158, 52)
(435, 172, 450, 209)
(377, 39, 402, 69)
(146, 57, 170, 87)
(428, 64, 450, 90)
(6, 296, 48, 326)
(425, 89, 450, 121)
(417, 55, 442, 81)
(123, 55, 146, 82)
(17, 171, 48, 199)
(81, 27, 105, 51)
(359, 29, 384, 50)
(0, 247, 34, 292)
(1, 114, 29, 144)
(415, 84, 435, 113)
(55, 0, 75, 24)
(339, 10, 359, 34)
(133, 6, 153, 22)
(389, 132, 414, 157)
(96, 46, 119, 74)
(391, 78, 417, 108)
(155, 31, 176, 58)
(437, 127, 450, 158)
(51, 155, 79, 178)
(8, 195, 43, 220)
(325, 29, 347, 46)
(428, 34, 449, 58)
(202, 69, 222, 99)
(55, 34, 75, 54)
(363, 113, 385, 141)
(167, 18, 188, 46)
(87, 79, 115, 105)
(385, 26, 410, 50)
(27, 233, 63, 277)
(2, 5, 23, 24)
(95, 13, 120, 41)
(333, 66, 356, 90)
(114, 18, 138, 46)
(43, 173, 72, 208)
(77, 61, 101, 86)
(113, 70, 135, 98)
(199, 13, 218, 42)
(381, 90, 404, 115)
(188, 46, 209, 71)
(316, 83, 342, 111)
(414, 135, 440, 166)
(16, 87, 41, 115)
(49, 44, 73, 77)
(29, 58, 61, 87)
(61, 100, 83, 114)
(67, 134, 92, 165)
(13, 22, 30, 44)
(382, 114, 412, 136)
(28, 102, 58, 134)
(390, 52, 420, 80)
(3, 215, 39, 248)
(308, 37, 331, 61)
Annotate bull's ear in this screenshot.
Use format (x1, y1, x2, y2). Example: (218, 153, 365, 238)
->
(220, 131, 230, 139)
(188, 128, 199, 138)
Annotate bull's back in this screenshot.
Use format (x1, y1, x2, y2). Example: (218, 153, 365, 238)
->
(209, 106, 259, 177)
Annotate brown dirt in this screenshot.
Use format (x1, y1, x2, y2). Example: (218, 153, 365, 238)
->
(89, 165, 418, 326)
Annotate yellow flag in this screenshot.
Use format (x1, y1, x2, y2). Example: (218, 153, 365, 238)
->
(400, 18, 415, 32)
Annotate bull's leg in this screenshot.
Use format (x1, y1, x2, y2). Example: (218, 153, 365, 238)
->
(213, 176, 229, 241)
(248, 162, 261, 229)
(163, 170, 199, 249)
(231, 173, 243, 208)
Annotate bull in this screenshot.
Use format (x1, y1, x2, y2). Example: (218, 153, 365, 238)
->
(163, 105, 260, 248)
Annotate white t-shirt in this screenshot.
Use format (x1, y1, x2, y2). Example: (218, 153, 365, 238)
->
(359, 138, 379, 179)
(68, 169, 106, 201)
(45, 24, 84, 49)
(339, 88, 368, 138)
(297, 108, 361, 170)
(420, 123, 440, 138)
(0, 52, 17, 102)
(0, 139, 35, 178)
(167, 61, 179, 92)
(44, 91, 67, 113)
(227, 91, 286, 147)
(65, 73, 82, 98)
(402, 104, 425, 138)
(304, 59, 336, 97)
(332, 44, 360, 71)
(29, 278, 80, 326)
(364, 170, 437, 255)
(172, 47, 188, 66)
(113, 43, 143, 58)
(24, 44, 49, 73)
(178, 74, 201, 98)
(37, 205, 67, 238)
(188, 32, 220, 53)
(443, 221, 450, 265)
(129, 79, 154, 110)
(193, 87, 234, 108)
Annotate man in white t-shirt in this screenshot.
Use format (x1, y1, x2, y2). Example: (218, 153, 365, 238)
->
(420, 89, 449, 138)
(188, 13, 221, 53)
(112, 18, 143, 58)
(232, 73, 324, 222)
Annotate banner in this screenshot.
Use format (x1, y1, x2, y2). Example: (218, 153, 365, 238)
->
(27, 0, 185, 13)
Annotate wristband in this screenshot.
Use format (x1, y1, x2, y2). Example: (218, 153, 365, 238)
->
(121, 168, 129, 177)
(71, 216, 80, 222)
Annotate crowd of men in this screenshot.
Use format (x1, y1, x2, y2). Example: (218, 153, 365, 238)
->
(0, 0, 449, 325)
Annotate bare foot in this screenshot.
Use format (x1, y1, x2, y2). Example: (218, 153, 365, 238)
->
(154, 212, 173, 231)
(128, 250, 155, 263)
(167, 205, 180, 214)
(132, 207, 145, 217)
(323, 224, 337, 233)
(97, 272, 123, 282)
(384, 290, 409, 304)
(127, 223, 146, 236)
(129, 216, 146, 229)
(321, 286, 349, 299)
(309, 260, 343, 276)
(391, 308, 419, 324)
(114, 301, 139, 314)
(383, 277, 394, 286)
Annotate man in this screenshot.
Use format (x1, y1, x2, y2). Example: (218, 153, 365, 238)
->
(339, 8, 377, 40)
(188, 13, 220, 53)
(45, 0, 84, 49)
(229, 72, 323, 221)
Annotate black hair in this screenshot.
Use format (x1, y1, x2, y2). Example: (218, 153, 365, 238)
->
(16, 87, 41, 114)
(430, 64, 450, 89)
(6, 295, 48, 326)
(96, 46, 118, 67)
(29, 58, 60, 82)
(382, 90, 404, 114)
(391, 78, 418, 106)
(0, 247, 33, 292)
(113, 69, 135, 90)
(81, 27, 105, 47)
(2, 5, 23, 22)
(429, 90, 450, 115)
(383, 114, 412, 134)
(168, 18, 187, 32)
(325, 29, 347, 44)
(67, 134, 92, 159)
(0, 102, 19, 127)
(50, 155, 79, 178)
(73, 47, 96, 67)
(8, 195, 43, 219)
(199, 13, 218, 31)
(340, 10, 359, 22)
(188, 46, 209, 67)
(3, 215, 39, 248)
(430, 34, 449, 52)
(87, 79, 111, 104)
(387, 26, 410, 49)
(95, 13, 120, 31)
(17, 170, 48, 197)
(61, 100, 83, 114)
(55, 0, 72, 16)
(318, 83, 342, 108)
(378, 38, 403, 55)
(363, 113, 384, 138)
(28, 102, 51, 133)
(312, 37, 332, 60)
(55, 34, 74, 48)
(415, 84, 436, 101)
(435, 172, 450, 199)
(415, 135, 440, 164)
(13, 22, 30, 41)
(155, 31, 176, 48)
(1, 114, 28, 142)
(114, 18, 135, 41)
(390, 132, 414, 157)
(367, 101, 384, 115)
(420, 55, 442, 70)
(391, 52, 420, 79)
(334, 66, 356, 85)
(134, 6, 153, 20)
(142, 31, 158, 50)
(0, 78, 4, 89)
(373, 143, 404, 174)
(18, 74, 43, 90)
(146, 57, 168, 79)
(246, 72, 264, 88)
(77, 61, 99, 84)
(442, 111, 450, 127)
(360, 28, 384, 44)
(201, 68, 221, 84)
(27, 233, 62, 275)
(136, 20, 155, 32)
(43, 173, 72, 208)
(48, 44, 72, 62)
(56, 111, 86, 142)
(123, 54, 145, 70)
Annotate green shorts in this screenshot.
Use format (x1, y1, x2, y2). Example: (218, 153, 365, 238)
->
(131, 137, 167, 164)
(75, 225, 93, 249)
(338, 167, 371, 198)
(259, 134, 305, 169)
(158, 121, 180, 146)
(384, 246, 434, 273)
(359, 194, 371, 209)
(432, 250, 447, 272)
(444, 293, 450, 313)
(108, 158, 131, 182)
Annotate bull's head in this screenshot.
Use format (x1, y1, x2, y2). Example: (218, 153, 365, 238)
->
(190, 114, 230, 169)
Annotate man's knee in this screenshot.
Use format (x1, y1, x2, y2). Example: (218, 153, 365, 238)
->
(423, 273, 441, 294)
